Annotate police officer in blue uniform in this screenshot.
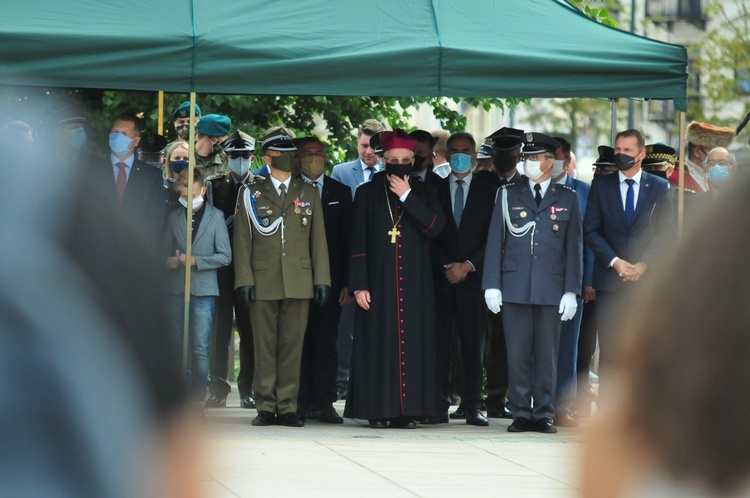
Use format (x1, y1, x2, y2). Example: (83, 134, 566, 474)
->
(483, 133, 583, 434)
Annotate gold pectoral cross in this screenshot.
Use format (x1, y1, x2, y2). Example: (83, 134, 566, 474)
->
(388, 227, 401, 244)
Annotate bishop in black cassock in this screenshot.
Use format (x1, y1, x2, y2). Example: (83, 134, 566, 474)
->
(344, 130, 445, 428)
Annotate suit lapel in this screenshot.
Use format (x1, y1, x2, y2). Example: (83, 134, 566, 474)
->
(439, 180, 457, 230)
(352, 161, 365, 186)
(608, 175, 629, 228)
(516, 183, 538, 212)
(537, 184, 559, 213)
(630, 176, 654, 227)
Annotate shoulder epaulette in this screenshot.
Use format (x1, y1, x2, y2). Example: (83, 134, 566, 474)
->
(206, 174, 224, 182)
(249, 174, 265, 184)
(559, 184, 577, 192)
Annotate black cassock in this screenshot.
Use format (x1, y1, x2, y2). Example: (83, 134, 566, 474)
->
(344, 173, 445, 420)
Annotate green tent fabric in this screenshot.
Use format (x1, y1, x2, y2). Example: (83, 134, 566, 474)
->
(0, 0, 688, 110)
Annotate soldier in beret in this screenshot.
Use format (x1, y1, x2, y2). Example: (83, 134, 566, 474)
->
(205, 131, 259, 410)
(194, 114, 230, 178)
(233, 128, 331, 427)
(483, 132, 583, 434)
(172, 100, 202, 142)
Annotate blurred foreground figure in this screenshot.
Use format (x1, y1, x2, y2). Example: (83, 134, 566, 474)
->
(0, 125, 200, 498)
(580, 176, 750, 497)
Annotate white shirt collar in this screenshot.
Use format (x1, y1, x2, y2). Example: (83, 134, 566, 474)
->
(270, 174, 291, 194)
(618, 168, 643, 184)
(528, 177, 552, 197)
(449, 171, 473, 187)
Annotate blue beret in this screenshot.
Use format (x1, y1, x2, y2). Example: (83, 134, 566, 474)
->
(172, 101, 202, 120)
(196, 114, 231, 137)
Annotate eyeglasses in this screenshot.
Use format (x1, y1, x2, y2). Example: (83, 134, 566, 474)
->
(384, 158, 413, 165)
(706, 160, 733, 167)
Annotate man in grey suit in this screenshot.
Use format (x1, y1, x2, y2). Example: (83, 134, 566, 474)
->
(331, 119, 385, 200)
(483, 133, 583, 434)
(330, 118, 385, 399)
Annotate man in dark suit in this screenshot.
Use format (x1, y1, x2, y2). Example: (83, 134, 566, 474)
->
(105, 113, 165, 240)
(205, 131, 258, 409)
(408, 129, 443, 186)
(483, 133, 583, 434)
(477, 129, 525, 420)
(584, 129, 674, 368)
(429, 132, 496, 426)
(550, 137, 592, 428)
(294, 136, 353, 424)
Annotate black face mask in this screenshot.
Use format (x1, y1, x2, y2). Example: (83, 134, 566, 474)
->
(614, 153, 636, 172)
(412, 154, 427, 173)
(647, 170, 668, 180)
(386, 163, 412, 178)
(493, 154, 518, 174)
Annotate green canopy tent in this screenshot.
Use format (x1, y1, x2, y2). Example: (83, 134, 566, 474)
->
(0, 0, 691, 365)
(2, 0, 687, 107)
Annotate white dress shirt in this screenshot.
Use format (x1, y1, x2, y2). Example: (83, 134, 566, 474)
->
(618, 168, 642, 211)
(528, 177, 552, 198)
(111, 154, 134, 183)
(269, 175, 291, 197)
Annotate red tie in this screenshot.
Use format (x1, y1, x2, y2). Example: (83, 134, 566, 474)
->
(116, 162, 127, 202)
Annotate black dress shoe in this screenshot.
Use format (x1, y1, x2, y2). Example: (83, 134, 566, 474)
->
(276, 412, 304, 427)
(240, 395, 256, 409)
(465, 408, 489, 427)
(318, 405, 344, 424)
(534, 418, 558, 434)
(421, 412, 449, 425)
(389, 417, 416, 429)
(487, 404, 513, 419)
(251, 410, 275, 426)
(507, 417, 533, 432)
(553, 411, 579, 428)
(205, 393, 228, 408)
(369, 419, 387, 429)
(449, 407, 466, 419)
(305, 405, 321, 419)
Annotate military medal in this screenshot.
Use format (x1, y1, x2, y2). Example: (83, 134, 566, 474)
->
(552, 224, 559, 232)
(520, 211, 527, 218)
(305, 208, 312, 215)
(550, 214, 557, 220)
(294, 206, 301, 214)
(302, 217, 308, 227)
(262, 218, 270, 226)
(266, 210, 273, 215)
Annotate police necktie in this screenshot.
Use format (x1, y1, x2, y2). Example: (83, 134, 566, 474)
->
(625, 178, 635, 225)
(116, 162, 127, 203)
(534, 183, 542, 207)
(454, 179, 465, 227)
(279, 183, 287, 204)
(366, 167, 375, 182)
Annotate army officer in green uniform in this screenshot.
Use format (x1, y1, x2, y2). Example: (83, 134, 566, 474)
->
(234, 128, 331, 427)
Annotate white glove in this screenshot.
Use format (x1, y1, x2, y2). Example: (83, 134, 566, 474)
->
(558, 292, 578, 321)
(484, 289, 503, 314)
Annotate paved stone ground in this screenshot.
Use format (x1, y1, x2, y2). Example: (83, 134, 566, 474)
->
(200, 388, 584, 498)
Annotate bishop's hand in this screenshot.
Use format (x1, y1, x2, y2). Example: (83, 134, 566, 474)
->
(388, 174, 411, 198)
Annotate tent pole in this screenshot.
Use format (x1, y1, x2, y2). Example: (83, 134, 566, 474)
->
(158, 91, 164, 135)
(677, 111, 686, 240)
(182, 92, 197, 372)
(610, 99, 618, 146)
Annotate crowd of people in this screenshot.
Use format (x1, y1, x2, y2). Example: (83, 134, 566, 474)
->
(1, 100, 743, 435)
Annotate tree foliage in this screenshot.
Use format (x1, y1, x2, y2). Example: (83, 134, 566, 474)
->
(0, 85, 519, 162)
(692, 0, 750, 126)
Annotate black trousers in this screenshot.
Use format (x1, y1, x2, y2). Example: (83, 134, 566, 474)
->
(484, 309, 509, 411)
(209, 264, 254, 398)
(298, 291, 343, 408)
(435, 285, 487, 412)
(577, 299, 598, 386)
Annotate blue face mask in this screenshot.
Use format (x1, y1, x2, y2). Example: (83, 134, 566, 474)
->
(109, 132, 134, 156)
(170, 160, 189, 174)
(68, 127, 87, 151)
(707, 165, 731, 185)
(450, 153, 473, 174)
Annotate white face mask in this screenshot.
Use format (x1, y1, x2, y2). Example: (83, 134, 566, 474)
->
(523, 159, 546, 181)
(179, 195, 204, 210)
(228, 156, 250, 176)
(551, 159, 565, 179)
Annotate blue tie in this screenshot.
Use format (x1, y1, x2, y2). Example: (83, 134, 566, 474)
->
(454, 179, 464, 227)
(366, 167, 375, 182)
(625, 179, 635, 225)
